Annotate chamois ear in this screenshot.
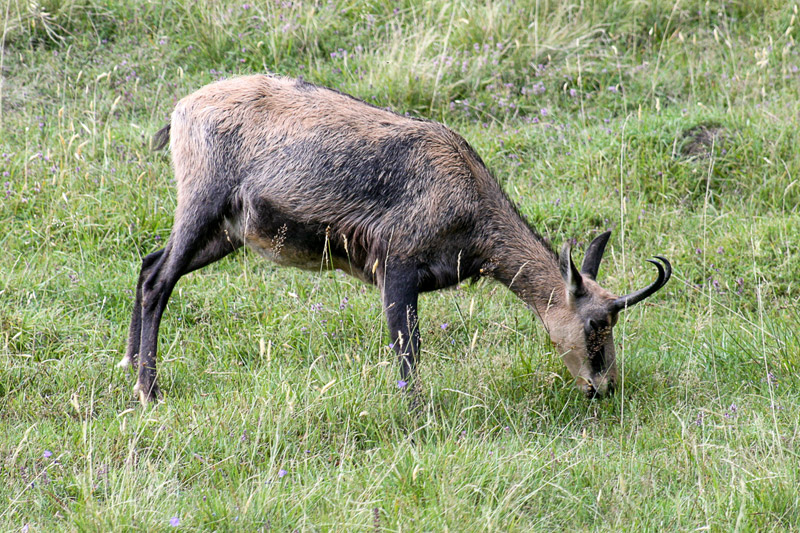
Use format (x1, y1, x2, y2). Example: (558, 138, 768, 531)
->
(581, 230, 612, 280)
(560, 243, 585, 298)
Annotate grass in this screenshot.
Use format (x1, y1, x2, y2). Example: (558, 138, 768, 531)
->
(2, 0, 799, 530)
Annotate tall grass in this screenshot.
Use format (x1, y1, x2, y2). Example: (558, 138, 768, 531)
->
(2, 0, 799, 530)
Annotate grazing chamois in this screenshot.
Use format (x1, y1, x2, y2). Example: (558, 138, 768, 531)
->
(121, 74, 671, 405)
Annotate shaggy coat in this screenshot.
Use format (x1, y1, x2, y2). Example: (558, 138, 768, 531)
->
(122, 74, 670, 405)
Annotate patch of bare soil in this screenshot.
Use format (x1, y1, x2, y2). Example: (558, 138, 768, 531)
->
(679, 123, 728, 159)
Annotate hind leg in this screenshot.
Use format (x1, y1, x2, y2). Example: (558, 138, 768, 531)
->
(130, 215, 241, 404)
(120, 233, 241, 370)
(120, 248, 165, 369)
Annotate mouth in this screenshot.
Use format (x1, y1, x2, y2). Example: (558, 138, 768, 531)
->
(577, 377, 615, 400)
(585, 384, 598, 400)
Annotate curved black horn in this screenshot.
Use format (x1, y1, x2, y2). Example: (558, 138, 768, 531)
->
(612, 255, 672, 311)
(581, 230, 612, 279)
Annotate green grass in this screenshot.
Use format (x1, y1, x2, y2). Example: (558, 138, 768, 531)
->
(2, 0, 799, 530)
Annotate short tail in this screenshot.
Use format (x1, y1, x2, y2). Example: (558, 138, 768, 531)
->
(151, 124, 171, 151)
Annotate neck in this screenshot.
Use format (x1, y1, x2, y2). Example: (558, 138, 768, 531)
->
(485, 213, 567, 326)
(471, 172, 569, 328)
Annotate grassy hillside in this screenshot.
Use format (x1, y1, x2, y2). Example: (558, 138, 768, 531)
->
(2, 0, 799, 530)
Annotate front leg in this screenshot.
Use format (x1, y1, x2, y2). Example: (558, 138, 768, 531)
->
(380, 263, 421, 391)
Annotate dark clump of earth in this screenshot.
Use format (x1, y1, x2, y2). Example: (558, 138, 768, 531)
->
(679, 123, 728, 159)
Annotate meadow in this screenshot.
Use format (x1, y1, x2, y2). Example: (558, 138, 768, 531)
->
(1, 0, 799, 530)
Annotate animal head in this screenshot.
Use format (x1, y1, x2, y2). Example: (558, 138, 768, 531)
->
(547, 231, 671, 398)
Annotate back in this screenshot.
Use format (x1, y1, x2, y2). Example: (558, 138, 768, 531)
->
(170, 75, 488, 272)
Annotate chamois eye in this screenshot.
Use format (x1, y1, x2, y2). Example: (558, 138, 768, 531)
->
(585, 318, 609, 336)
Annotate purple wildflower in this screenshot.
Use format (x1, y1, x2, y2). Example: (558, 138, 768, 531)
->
(170, 517, 180, 527)
(397, 380, 407, 389)
(440, 323, 448, 330)
(43, 450, 52, 458)
(278, 468, 288, 478)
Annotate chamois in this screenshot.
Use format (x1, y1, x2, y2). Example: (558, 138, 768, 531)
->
(121, 74, 671, 405)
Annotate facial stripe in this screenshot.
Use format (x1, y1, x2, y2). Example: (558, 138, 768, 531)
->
(585, 326, 611, 373)
(589, 344, 606, 373)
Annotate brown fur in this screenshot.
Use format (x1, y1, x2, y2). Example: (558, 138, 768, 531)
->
(123, 74, 670, 405)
